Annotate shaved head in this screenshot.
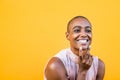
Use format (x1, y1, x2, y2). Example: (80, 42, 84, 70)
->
(67, 16, 91, 32)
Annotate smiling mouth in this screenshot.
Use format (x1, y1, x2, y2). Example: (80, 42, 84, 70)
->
(77, 39, 89, 44)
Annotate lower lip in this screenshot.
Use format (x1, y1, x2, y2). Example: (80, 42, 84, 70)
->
(81, 44, 87, 46)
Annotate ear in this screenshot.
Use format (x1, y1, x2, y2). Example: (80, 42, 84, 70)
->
(65, 32, 70, 40)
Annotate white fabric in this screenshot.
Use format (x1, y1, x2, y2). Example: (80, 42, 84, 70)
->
(44, 48, 98, 80)
(55, 48, 98, 80)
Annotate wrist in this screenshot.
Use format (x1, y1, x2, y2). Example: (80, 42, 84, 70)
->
(77, 70, 87, 80)
(78, 69, 87, 74)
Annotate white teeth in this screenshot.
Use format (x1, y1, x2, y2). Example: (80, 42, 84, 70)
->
(79, 40, 87, 44)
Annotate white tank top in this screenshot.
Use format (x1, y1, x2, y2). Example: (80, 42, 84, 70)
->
(44, 48, 98, 80)
(55, 48, 98, 80)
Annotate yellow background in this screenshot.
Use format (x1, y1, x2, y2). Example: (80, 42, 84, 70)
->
(0, 0, 120, 80)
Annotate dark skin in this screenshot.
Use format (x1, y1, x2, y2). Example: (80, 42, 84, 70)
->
(45, 17, 105, 80)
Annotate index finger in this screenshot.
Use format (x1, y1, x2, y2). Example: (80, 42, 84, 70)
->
(79, 46, 83, 60)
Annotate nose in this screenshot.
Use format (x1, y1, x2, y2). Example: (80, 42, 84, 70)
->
(80, 29, 87, 37)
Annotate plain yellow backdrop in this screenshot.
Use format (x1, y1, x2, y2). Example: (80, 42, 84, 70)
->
(0, 0, 120, 80)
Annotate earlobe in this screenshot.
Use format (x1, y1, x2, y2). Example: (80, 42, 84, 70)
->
(65, 32, 70, 40)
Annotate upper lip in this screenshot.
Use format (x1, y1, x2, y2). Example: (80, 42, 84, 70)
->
(76, 39, 89, 42)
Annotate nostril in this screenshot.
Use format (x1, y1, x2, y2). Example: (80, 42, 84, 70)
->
(87, 39, 89, 42)
(80, 34, 87, 37)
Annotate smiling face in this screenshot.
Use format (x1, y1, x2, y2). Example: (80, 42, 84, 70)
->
(66, 17, 92, 54)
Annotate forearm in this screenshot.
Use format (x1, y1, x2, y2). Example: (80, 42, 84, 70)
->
(77, 70, 87, 80)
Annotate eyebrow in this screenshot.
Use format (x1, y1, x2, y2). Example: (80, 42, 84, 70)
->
(73, 26, 91, 29)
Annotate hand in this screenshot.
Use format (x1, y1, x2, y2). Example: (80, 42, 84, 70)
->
(78, 47, 93, 72)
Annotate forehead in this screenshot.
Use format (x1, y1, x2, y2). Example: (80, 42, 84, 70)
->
(69, 18, 91, 29)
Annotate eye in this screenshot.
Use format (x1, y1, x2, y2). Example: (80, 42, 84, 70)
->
(85, 29, 91, 33)
(74, 29, 80, 33)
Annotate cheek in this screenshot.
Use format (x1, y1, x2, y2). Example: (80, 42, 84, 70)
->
(72, 33, 79, 40)
(88, 34, 92, 39)
(88, 34, 92, 44)
(69, 33, 76, 40)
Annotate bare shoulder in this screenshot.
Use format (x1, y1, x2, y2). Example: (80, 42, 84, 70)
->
(96, 58, 105, 80)
(45, 57, 67, 80)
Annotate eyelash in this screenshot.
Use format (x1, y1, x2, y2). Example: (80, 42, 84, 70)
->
(85, 29, 91, 33)
(74, 29, 80, 33)
(74, 29, 91, 33)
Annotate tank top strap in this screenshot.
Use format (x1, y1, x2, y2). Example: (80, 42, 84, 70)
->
(86, 56, 98, 80)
